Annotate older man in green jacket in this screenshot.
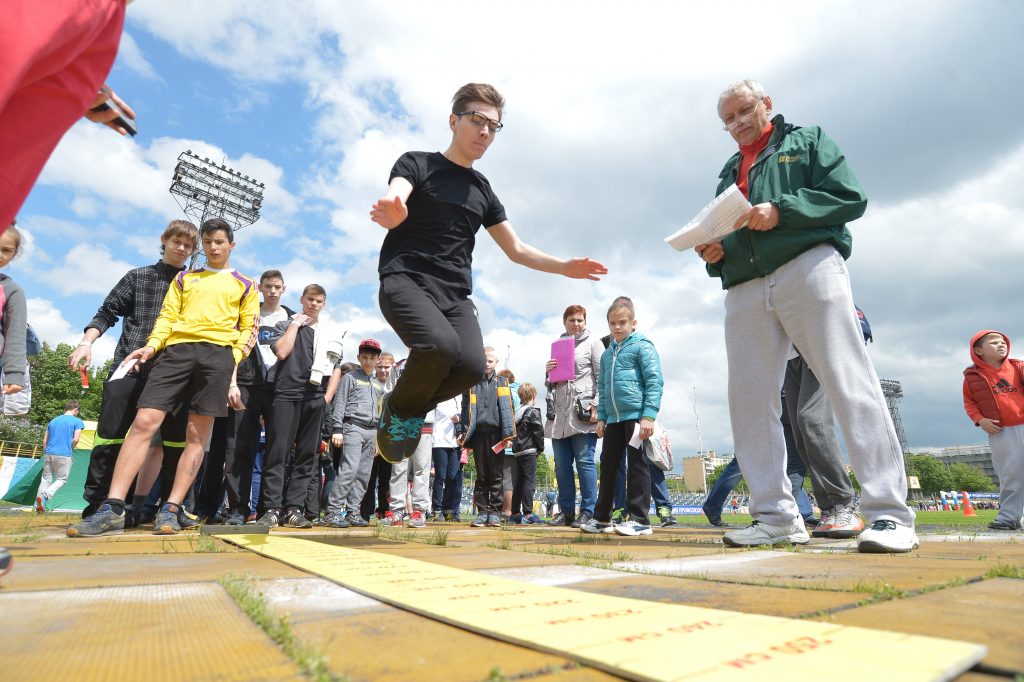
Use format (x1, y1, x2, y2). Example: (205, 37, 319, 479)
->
(696, 79, 917, 553)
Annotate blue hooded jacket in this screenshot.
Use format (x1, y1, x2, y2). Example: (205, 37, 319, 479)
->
(597, 331, 663, 424)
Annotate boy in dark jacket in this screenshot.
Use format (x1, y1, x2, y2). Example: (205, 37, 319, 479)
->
(511, 383, 544, 524)
(583, 296, 664, 537)
(458, 346, 515, 527)
(963, 330, 1024, 530)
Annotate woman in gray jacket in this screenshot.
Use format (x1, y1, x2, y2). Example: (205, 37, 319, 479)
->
(545, 304, 603, 527)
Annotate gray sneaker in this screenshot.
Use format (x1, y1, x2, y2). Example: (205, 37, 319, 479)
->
(347, 513, 369, 527)
(256, 510, 280, 528)
(407, 511, 426, 528)
(153, 504, 183, 535)
(471, 514, 488, 527)
(324, 512, 349, 528)
(486, 513, 502, 527)
(67, 504, 125, 537)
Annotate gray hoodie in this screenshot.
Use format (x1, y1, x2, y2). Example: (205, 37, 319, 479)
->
(0, 274, 28, 387)
(331, 368, 383, 431)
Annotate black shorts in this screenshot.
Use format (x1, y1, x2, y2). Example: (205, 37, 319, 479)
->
(138, 343, 234, 418)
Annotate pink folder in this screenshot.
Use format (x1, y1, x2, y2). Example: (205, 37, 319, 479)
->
(549, 337, 575, 383)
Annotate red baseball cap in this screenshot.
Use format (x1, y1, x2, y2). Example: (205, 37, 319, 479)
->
(358, 338, 382, 354)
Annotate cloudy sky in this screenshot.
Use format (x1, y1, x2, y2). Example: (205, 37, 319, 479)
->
(14, 0, 1024, 461)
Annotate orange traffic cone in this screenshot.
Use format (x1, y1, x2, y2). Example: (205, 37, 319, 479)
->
(961, 491, 976, 517)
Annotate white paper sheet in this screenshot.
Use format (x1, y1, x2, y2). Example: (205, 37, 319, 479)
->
(664, 184, 752, 252)
(109, 358, 138, 381)
(628, 423, 643, 449)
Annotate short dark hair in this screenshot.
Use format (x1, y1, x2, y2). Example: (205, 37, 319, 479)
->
(301, 283, 327, 299)
(338, 362, 359, 376)
(452, 83, 505, 117)
(200, 217, 234, 243)
(260, 269, 284, 284)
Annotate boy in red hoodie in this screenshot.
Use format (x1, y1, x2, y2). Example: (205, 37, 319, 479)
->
(963, 330, 1024, 530)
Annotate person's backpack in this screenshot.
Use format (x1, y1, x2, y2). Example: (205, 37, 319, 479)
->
(643, 422, 673, 471)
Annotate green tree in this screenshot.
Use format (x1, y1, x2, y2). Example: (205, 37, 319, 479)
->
(704, 461, 747, 494)
(535, 453, 553, 488)
(27, 343, 107, 426)
(947, 462, 997, 492)
(0, 415, 44, 444)
(665, 477, 688, 493)
(905, 453, 954, 493)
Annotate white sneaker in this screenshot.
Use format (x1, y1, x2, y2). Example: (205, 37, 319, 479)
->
(615, 520, 653, 536)
(856, 519, 919, 553)
(580, 518, 612, 534)
(723, 518, 809, 547)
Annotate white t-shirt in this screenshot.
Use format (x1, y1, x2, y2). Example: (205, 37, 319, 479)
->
(432, 396, 462, 448)
(257, 308, 290, 377)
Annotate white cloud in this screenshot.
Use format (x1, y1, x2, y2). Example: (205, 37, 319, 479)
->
(117, 32, 161, 81)
(27, 297, 116, 365)
(44, 244, 136, 295)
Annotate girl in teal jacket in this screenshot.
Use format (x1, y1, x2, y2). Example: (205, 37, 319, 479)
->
(583, 297, 664, 536)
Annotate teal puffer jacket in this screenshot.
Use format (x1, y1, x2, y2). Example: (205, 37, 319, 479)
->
(597, 332, 663, 425)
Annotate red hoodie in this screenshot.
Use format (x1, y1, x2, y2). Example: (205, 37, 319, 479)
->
(963, 329, 1024, 426)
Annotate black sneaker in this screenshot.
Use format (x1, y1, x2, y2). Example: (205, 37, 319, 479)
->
(67, 504, 125, 537)
(376, 393, 407, 464)
(284, 509, 313, 528)
(703, 506, 726, 527)
(225, 512, 246, 526)
(153, 504, 183, 535)
(177, 508, 201, 529)
(139, 504, 158, 525)
(658, 506, 679, 527)
(347, 513, 369, 527)
(610, 508, 626, 524)
(549, 512, 575, 527)
(988, 520, 1023, 531)
(324, 512, 349, 528)
(257, 510, 280, 528)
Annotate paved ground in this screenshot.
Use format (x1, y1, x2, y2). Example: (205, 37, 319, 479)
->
(1, 513, 1021, 681)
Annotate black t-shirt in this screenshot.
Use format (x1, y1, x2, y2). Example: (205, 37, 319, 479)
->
(273, 326, 324, 400)
(378, 151, 507, 304)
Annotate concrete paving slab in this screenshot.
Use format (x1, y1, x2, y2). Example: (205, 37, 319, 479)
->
(568, 574, 863, 617)
(4, 553, 310, 591)
(614, 551, 994, 592)
(819, 578, 1024, 675)
(0, 583, 303, 681)
(6, 533, 236, 557)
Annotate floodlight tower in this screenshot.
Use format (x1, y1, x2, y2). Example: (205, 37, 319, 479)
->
(879, 378, 908, 454)
(168, 150, 265, 267)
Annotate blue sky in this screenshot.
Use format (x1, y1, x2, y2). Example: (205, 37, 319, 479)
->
(12, 1, 1024, 459)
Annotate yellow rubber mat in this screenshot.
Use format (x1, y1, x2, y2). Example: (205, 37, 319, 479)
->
(220, 534, 986, 682)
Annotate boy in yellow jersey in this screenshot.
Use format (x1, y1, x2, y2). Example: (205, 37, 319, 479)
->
(68, 218, 260, 537)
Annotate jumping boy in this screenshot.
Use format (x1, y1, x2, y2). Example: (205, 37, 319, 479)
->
(963, 331, 1024, 530)
(370, 82, 607, 462)
(68, 218, 259, 536)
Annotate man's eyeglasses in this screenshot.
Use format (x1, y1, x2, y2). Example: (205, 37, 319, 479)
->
(722, 100, 763, 132)
(456, 111, 504, 133)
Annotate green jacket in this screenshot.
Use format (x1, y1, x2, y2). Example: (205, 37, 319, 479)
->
(707, 115, 867, 289)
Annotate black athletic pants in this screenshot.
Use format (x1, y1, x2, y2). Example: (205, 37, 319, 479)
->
(220, 385, 274, 516)
(468, 427, 503, 514)
(594, 419, 651, 524)
(83, 372, 188, 516)
(511, 453, 537, 517)
(378, 273, 486, 419)
(259, 396, 326, 513)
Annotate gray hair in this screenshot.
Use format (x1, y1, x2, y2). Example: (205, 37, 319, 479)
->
(718, 79, 767, 109)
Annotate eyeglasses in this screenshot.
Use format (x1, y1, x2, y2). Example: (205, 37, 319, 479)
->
(455, 110, 504, 132)
(722, 100, 763, 132)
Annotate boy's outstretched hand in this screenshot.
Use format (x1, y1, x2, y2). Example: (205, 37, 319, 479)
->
(561, 257, 607, 281)
(370, 196, 408, 229)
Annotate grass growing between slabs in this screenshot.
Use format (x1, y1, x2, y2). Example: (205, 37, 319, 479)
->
(219, 575, 344, 682)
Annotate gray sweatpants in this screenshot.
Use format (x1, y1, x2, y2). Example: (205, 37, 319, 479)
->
(989, 424, 1024, 526)
(724, 244, 914, 527)
(784, 355, 855, 511)
(327, 423, 375, 515)
(37, 454, 73, 500)
(389, 433, 431, 514)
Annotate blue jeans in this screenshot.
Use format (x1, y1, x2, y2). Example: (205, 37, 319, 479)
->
(614, 457, 670, 510)
(431, 447, 461, 513)
(249, 443, 265, 516)
(703, 446, 814, 519)
(551, 433, 597, 516)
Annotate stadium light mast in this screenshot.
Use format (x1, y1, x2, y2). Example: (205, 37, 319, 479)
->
(168, 150, 265, 267)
